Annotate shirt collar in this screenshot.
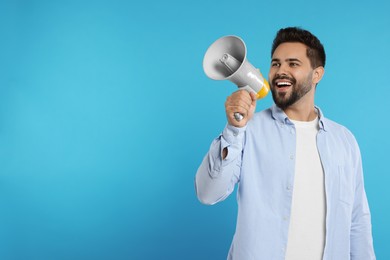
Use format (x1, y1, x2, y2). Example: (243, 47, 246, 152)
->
(270, 104, 327, 131)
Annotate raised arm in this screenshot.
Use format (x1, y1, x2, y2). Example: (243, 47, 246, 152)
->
(195, 90, 256, 205)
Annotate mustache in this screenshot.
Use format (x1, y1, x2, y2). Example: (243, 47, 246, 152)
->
(272, 75, 296, 86)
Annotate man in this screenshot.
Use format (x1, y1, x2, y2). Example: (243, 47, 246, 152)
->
(195, 27, 375, 259)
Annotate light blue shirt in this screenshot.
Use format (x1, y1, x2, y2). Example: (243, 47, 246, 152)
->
(195, 105, 375, 260)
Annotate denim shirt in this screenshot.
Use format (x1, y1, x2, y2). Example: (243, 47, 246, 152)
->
(195, 105, 375, 260)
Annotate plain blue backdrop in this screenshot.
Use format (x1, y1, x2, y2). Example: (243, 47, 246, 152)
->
(0, 0, 389, 259)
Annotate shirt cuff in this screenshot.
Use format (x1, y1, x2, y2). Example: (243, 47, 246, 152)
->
(222, 124, 247, 145)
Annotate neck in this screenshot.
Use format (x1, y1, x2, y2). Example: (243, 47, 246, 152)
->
(283, 90, 317, 121)
(284, 106, 317, 121)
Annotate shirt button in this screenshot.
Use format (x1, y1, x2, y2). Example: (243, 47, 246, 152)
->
(290, 154, 294, 160)
(233, 132, 238, 136)
(283, 216, 289, 221)
(286, 185, 292, 190)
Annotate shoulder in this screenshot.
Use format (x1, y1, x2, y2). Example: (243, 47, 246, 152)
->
(322, 117, 359, 150)
(323, 117, 353, 136)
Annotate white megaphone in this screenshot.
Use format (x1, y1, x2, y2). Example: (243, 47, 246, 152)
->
(203, 35, 270, 121)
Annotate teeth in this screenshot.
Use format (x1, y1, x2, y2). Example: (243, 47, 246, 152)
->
(277, 82, 292, 86)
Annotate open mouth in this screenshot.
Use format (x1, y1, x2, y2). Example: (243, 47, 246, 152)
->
(275, 80, 293, 91)
(276, 81, 292, 87)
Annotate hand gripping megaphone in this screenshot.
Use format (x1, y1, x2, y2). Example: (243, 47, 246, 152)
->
(203, 35, 270, 121)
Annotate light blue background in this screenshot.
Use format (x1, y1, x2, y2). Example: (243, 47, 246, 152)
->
(0, 0, 389, 259)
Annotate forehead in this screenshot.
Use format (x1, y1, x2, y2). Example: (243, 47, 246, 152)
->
(272, 42, 308, 61)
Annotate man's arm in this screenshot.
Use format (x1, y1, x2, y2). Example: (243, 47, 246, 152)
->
(195, 124, 245, 205)
(195, 90, 256, 205)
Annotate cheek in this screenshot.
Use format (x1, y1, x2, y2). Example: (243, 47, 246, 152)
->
(294, 67, 312, 80)
(268, 70, 274, 82)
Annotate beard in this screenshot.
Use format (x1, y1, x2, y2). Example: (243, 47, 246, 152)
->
(271, 72, 313, 110)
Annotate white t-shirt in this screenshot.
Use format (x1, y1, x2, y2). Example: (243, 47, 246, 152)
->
(285, 117, 326, 260)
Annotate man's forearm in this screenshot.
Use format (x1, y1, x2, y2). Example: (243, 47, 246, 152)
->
(195, 126, 245, 205)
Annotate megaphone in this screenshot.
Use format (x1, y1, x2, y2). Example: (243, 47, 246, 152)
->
(203, 35, 269, 121)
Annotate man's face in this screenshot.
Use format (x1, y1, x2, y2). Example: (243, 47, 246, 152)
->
(268, 42, 316, 109)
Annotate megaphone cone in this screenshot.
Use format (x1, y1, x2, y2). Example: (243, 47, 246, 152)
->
(203, 35, 269, 100)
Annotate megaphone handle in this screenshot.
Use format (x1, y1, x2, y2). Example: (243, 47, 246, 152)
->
(234, 85, 256, 122)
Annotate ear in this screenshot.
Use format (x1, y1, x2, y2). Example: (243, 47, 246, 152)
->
(312, 66, 325, 85)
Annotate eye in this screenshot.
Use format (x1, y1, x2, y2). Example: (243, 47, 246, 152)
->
(289, 62, 299, 67)
(271, 62, 280, 67)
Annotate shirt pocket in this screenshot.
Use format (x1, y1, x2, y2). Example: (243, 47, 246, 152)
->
(338, 165, 354, 206)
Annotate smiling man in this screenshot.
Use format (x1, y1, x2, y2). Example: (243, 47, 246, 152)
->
(195, 27, 375, 260)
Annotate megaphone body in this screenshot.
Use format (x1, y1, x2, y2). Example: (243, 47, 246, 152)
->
(203, 35, 270, 121)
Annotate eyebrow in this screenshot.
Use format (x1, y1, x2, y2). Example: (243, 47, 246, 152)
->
(271, 58, 302, 63)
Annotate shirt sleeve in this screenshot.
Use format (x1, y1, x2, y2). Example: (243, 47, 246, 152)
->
(350, 138, 376, 259)
(195, 124, 246, 205)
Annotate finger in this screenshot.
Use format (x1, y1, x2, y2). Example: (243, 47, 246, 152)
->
(249, 92, 258, 102)
(225, 91, 253, 123)
(233, 90, 253, 104)
(226, 102, 251, 116)
(249, 93, 257, 109)
(228, 93, 252, 109)
(227, 105, 248, 115)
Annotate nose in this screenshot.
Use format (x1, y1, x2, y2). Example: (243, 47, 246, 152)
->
(269, 63, 290, 84)
(275, 63, 289, 77)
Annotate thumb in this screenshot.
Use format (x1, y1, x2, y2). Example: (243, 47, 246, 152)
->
(250, 92, 257, 106)
(248, 92, 257, 116)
